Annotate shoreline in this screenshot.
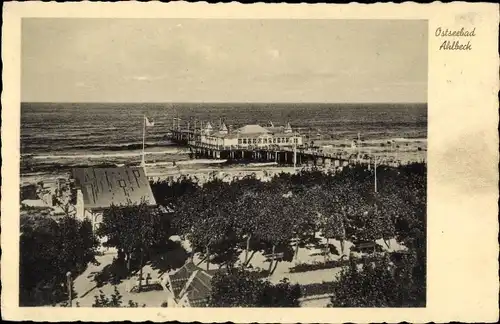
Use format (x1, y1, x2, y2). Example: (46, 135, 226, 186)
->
(20, 136, 427, 186)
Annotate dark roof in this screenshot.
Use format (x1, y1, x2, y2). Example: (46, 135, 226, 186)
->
(168, 261, 213, 306)
(71, 167, 156, 209)
(184, 271, 212, 307)
(169, 261, 202, 299)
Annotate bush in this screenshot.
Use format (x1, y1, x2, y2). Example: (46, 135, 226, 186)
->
(92, 286, 145, 307)
(301, 281, 336, 297)
(289, 255, 379, 273)
(20, 216, 100, 306)
(209, 269, 301, 307)
(328, 253, 425, 307)
(290, 259, 348, 273)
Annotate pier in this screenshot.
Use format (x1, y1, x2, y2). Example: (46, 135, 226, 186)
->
(163, 117, 426, 168)
(167, 127, 378, 168)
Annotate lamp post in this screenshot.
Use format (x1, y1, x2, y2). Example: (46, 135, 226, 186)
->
(66, 271, 72, 307)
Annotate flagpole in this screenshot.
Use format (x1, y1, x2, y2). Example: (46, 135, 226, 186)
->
(293, 142, 297, 171)
(142, 115, 146, 167)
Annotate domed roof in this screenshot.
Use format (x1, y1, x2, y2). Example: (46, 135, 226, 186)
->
(236, 124, 270, 135)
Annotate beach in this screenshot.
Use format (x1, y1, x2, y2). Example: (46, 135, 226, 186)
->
(20, 102, 427, 186)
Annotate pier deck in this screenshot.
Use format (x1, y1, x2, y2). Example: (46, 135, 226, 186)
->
(167, 129, 408, 167)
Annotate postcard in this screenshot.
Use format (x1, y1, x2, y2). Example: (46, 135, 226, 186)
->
(2, 2, 498, 323)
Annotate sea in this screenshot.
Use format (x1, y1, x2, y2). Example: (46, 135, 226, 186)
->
(20, 102, 427, 183)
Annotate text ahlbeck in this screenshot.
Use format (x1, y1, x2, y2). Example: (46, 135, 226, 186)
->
(435, 27, 476, 37)
(439, 40, 472, 51)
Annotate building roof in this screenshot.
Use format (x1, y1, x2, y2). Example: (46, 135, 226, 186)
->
(71, 167, 156, 209)
(236, 124, 270, 135)
(183, 271, 212, 307)
(169, 261, 201, 300)
(168, 261, 213, 307)
(204, 122, 213, 130)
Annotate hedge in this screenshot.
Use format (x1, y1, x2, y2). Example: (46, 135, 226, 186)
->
(300, 281, 336, 297)
(289, 254, 383, 273)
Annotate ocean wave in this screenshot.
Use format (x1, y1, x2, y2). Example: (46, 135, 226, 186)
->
(21, 141, 179, 153)
(21, 132, 169, 143)
(27, 149, 189, 160)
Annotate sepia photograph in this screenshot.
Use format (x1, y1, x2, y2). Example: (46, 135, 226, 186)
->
(3, 2, 499, 322)
(18, 18, 429, 309)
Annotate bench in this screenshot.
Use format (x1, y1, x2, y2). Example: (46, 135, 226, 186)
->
(263, 252, 284, 262)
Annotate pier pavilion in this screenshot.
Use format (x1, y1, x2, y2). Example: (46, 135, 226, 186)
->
(168, 120, 356, 168)
(198, 122, 303, 149)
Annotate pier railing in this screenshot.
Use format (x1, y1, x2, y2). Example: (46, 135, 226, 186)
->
(172, 132, 425, 167)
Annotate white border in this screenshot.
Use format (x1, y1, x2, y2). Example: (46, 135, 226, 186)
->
(2, 2, 499, 322)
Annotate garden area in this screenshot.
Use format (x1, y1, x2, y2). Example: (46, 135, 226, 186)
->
(19, 162, 426, 307)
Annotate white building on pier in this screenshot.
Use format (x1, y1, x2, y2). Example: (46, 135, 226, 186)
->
(198, 122, 303, 149)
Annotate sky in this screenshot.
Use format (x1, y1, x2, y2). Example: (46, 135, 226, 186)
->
(22, 19, 427, 103)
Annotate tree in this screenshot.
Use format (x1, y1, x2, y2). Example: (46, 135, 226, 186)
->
(97, 200, 167, 289)
(233, 187, 267, 266)
(208, 269, 263, 307)
(328, 257, 397, 307)
(328, 252, 425, 307)
(286, 190, 318, 260)
(189, 180, 242, 270)
(20, 216, 100, 306)
(209, 269, 301, 307)
(253, 188, 295, 274)
(92, 286, 145, 307)
(150, 175, 200, 209)
(258, 278, 302, 307)
(315, 188, 348, 256)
